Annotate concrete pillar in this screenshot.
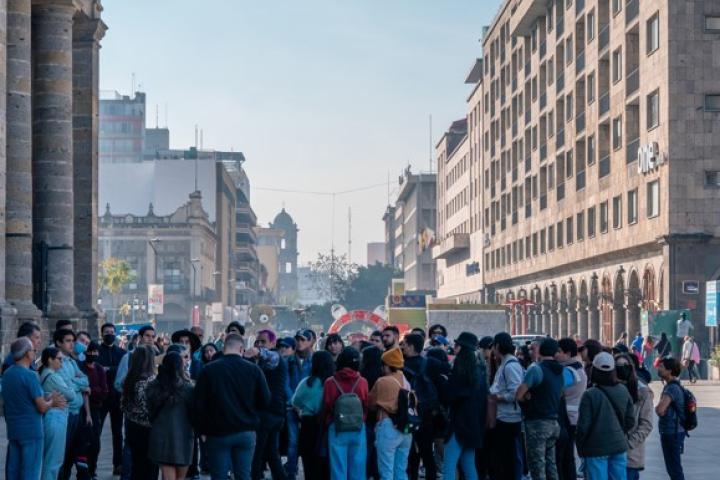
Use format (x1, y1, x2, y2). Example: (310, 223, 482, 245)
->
(578, 306, 589, 340)
(31, 0, 78, 323)
(568, 308, 578, 337)
(589, 307, 600, 340)
(559, 308, 568, 338)
(613, 305, 626, 344)
(73, 15, 106, 334)
(6, 0, 41, 323)
(542, 305, 551, 335)
(550, 308, 559, 338)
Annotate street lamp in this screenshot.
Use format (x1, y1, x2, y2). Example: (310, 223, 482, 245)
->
(148, 237, 161, 283)
(191, 258, 201, 301)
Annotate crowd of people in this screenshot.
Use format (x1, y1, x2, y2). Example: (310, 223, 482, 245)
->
(0, 319, 698, 480)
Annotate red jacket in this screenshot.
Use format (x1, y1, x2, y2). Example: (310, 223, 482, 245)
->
(322, 368, 368, 426)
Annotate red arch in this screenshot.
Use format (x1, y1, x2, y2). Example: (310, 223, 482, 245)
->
(328, 310, 387, 334)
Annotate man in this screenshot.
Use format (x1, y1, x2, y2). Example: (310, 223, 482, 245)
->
(489, 332, 525, 480)
(381, 325, 400, 350)
(631, 332, 644, 354)
(97, 323, 126, 476)
(676, 312, 693, 339)
(681, 336, 700, 384)
(655, 357, 687, 480)
(75, 330, 91, 361)
(226, 321, 245, 337)
(369, 330, 384, 350)
(55, 319, 73, 332)
(2, 338, 66, 480)
(555, 338, 587, 480)
(54, 329, 90, 480)
(114, 325, 156, 391)
(194, 334, 271, 480)
(285, 329, 316, 479)
(428, 324, 447, 339)
(2, 322, 42, 373)
(410, 327, 426, 342)
(516, 338, 566, 480)
(277, 337, 296, 358)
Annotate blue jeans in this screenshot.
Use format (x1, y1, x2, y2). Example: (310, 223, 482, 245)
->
(627, 467, 641, 480)
(443, 434, 477, 480)
(42, 409, 68, 480)
(206, 431, 256, 480)
(584, 452, 627, 480)
(285, 408, 300, 477)
(660, 432, 685, 480)
(375, 418, 412, 480)
(6, 437, 43, 480)
(328, 423, 366, 480)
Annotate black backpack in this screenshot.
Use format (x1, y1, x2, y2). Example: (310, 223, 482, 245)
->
(670, 381, 698, 432)
(408, 358, 440, 417)
(389, 377, 422, 434)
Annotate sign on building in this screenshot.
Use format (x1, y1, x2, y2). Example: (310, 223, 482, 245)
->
(706, 280, 719, 327)
(147, 284, 164, 315)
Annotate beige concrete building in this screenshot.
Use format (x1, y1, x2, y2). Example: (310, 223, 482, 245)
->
(256, 226, 284, 301)
(473, 0, 720, 345)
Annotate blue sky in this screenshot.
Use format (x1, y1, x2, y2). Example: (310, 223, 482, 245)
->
(100, 0, 498, 264)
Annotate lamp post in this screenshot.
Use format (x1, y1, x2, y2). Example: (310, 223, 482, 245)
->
(148, 237, 161, 325)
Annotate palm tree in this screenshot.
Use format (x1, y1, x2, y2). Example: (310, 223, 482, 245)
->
(98, 257, 136, 321)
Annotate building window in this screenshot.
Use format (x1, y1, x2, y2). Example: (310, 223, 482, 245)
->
(548, 225, 555, 251)
(285, 263, 293, 273)
(526, 235, 531, 258)
(612, 48, 622, 83)
(706, 171, 720, 187)
(628, 189, 638, 224)
(280, 238, 286, 249)
(587, 10, 596, 41)
(519, 238, 524, 260)
(566, 217, 573, 244)
(577, 211, 585, 240)
(533, 232, 539, 256)
(647, 13, 660, 53)
(647, 90, 660, 129)
(612, 195, 622, 229)
(540, 229, 546, 254)
(566, 150, 574, 178)
(566, 94, 574, 122)
(705, 16, 720, 32)
(705, 94, 720, 112)
(557, 221, 564, 248)
(613, 117, 623, 150)
(587, 134, 596, 165)
(647, 180, 660, 218)
(600, 201, 609, 233)
(612, 0, 622, 15)
(588, 206, 596, 237)
(587, 72, 595, 103)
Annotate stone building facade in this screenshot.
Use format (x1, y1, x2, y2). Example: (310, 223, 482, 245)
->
(475, 0, 720, 345)
(271, 209, 299, 304)
(0, 0, 106, 349)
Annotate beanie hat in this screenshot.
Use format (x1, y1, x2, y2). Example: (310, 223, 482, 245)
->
(381, 347, 404, 369)
(592, 351, 615, 372)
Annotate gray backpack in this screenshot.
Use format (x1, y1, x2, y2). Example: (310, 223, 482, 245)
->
(332, 377, 363, 432)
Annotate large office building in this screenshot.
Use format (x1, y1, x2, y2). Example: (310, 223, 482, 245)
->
(473, 0, 720, 345)
(99, 90, 146, 163)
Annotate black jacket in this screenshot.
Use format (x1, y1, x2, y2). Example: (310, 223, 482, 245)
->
(442, 366, 487, 449)
(193, 354, 271, 436)
(98, 343, 127, 395)
(258, 350, 288, 419)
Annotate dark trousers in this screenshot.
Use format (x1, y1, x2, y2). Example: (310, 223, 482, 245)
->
(88, 407, 103, 476)
(99, 395, 124, 468)
(555, 424, 577, 480)
(251, 415, 287, 480)
(58, 412, 80, 480)
(408, 424, 437, 480)
(299, 415, 330, 480)
(491, 420, 523, 480)
(187, 436, 200, 476)
(126, 421, 158, 480)
(661, 432, 686, 480)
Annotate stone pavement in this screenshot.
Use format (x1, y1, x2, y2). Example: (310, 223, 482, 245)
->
(1, 381, 718, 479)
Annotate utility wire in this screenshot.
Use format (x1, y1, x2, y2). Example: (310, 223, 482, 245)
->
(255, 181, 390, 197)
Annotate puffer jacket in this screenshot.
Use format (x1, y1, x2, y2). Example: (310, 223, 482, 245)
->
(627, 382, 654, 469)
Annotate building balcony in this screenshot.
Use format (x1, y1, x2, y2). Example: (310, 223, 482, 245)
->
(576, 50, 585, 74)
(599, 154, 611, 178)
(626, 0, 639, 25)
(432, 233, 470, 260)
(626, 137, 640, 164)
(599, 92, 610, 118)
(236, 241, 257, 259)
(510, 0, 551, 37)
(626, 68, 639, 98)
(576, 111, 586, 133)
(236, 204, 257, 224)
(598, 24, 610, 54)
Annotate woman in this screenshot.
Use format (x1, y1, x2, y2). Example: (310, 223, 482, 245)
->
(615, 353, 654, 480)
(292, 350, 336, 480)
(146, 352, 195, 480)
(642, 336, 655, 371)
(200, 343, 218, 364)
(576, 352, 635, 480)
(81, 341, 108, 479)
(441, 332, 487, 480)
(39, 347, 77, 480)
(655, 332, 671, 360)
(122, 344, 158, 480)
(361, 346, 384, 480)
(325, 333, 345, 362)
(322, 347, 369, 480)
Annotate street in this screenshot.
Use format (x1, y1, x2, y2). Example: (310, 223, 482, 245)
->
(1, 380, 717, 479)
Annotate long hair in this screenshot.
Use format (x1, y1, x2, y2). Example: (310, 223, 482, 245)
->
(324, 333, 343, 352)
(150, 352, 188, 406)
(122, 344, 155, 410)
(614, 353, 639, 402)
(452, 344, 479, 386)
(39, 347, 61, 375)
(308, 350, 336, 388)
(360, 346, 383, 390)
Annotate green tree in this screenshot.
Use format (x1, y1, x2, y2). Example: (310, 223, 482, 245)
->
(98, 257, 136, 321)
(308, 252, 356, 304)
(341, 263, 399, 311)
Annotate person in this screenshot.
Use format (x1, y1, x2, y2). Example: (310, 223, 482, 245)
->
(555, 338, 587, 480)
(676, 312, 693, 339)
(82, 341, 109, 479)
(171, 329, 203, 381)
(369, 330, 384, 350)
(641, 336, 655, 372)
(53, 329, 90, 480)
(488, 332, 524, 480)
(75, 331, 91, 362)
(115, 325, 157, 391)
(614, 353, 654, 480)
(322, 347, 369, 480)
(2, 322, 42, 373)
(440, 332, 486, 480)
(39, 347, 76, 480)
(146, 351, 195, 480)
(2, 338, 66, 480)
(201, 342, 219, 363)
(278, 337, 296, 358)
(579, 339, 603, 387)
(193, 334, 271, 480)
(97, 322, 126, 475)
(516, 337, 565, 480)
(615, 332, 628, 347)
(285, 328, 316, 479)
(655, 332, 671, 361)
(681, 336, 700, 384)
(360, 345, 384, 480)
(325, 333, 345, 362)
(655, 357, 686, 480)
(428, 324, 447, 339)
(368, 347, 412, 480)
(120, 344, 158, 479)
(381, 326, 400, 350)
(631, 332, 644, 354)
(575, 352, 635, 480)
(292, 350, 336, 480)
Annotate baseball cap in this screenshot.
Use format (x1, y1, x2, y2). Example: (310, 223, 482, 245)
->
(277, 337, 296, 349)
(592, 351, 615, 372)
(429, 335, 449, 346)
(294, 329, 316, 341)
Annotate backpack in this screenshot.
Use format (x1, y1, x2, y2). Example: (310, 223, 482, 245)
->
(408, 358, 440, 417)
(332, 377, 364, 432)
(389, 377, 422, 435)
(670, 381, 698, 432)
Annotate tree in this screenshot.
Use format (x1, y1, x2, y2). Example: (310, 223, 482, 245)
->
(98, 257, 136, 320)
(308, 252, 357, 304)
(341, 263, 399, 311)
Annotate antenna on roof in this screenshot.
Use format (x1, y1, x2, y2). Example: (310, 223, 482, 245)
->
(348, 206, 352, 264)
(200, 129, 204, 151)
(429, 114, 433, 172)
(155, 104, 159, 128)
(164, 103, 168, 128)
(131, 72, 136, 94)
(194, 125, 199, 192)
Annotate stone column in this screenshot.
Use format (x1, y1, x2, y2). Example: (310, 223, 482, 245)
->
(550, 308, 559, 338)
(31, 0, 78, 323)
(568, 307, 578, 337)
(588, 306, 600, 341)
(559, 308, 568, 338)
(6, 0, 41, 323)
(542, 305, 551, 335)
(613, 304, 626, 343)
(578, 306, 589, 340)
(73, 14, 106, 334)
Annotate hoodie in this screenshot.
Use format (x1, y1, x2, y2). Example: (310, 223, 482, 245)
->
(321, 368, 368, 426)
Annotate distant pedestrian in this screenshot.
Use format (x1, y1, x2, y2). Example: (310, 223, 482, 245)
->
(81, 341, 109, 479)
(555, 338, 587, 480)
(2, 322, 42, 373)
(325, 333, 345, 363)
(360, 346, 384, 480)
(97, 322, 126, 476)
(655, 332, 671, 360)
(655, 358, 687, 480)
(681, 336, 700, 384)
(381, 326, 400, 351)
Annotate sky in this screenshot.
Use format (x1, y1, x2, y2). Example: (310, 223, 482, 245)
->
(100, 0, 498, 265)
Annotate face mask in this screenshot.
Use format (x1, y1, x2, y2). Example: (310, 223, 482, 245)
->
(74, 342, 87, 355)
(616, 365, 632, 381)
(103, 334, 116, 346)
(85, 354, 98, 364)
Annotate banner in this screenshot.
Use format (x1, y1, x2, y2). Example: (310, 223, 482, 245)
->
(706, 280, 719, 327)
(147, 284, 164, 315)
